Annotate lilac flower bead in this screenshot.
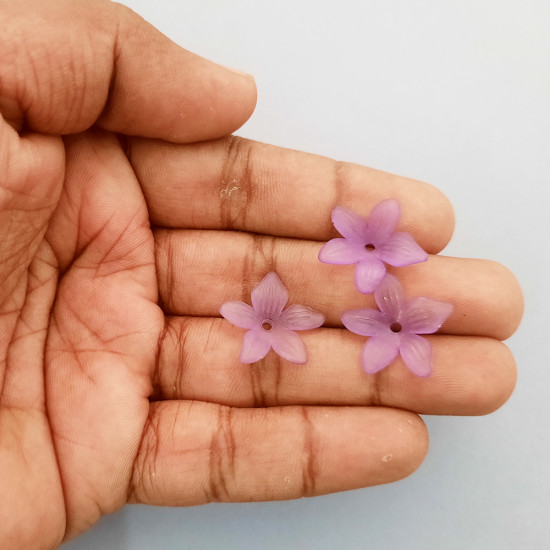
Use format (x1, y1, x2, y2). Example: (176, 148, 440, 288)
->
(319, 199, 428, 294)
(341, 274, 453, 377)
(220, 272, 325, 364)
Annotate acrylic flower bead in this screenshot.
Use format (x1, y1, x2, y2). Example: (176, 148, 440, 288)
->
(318, 199, 428, 294)
(341, 274, 453, 377)
(220, 272, 325, 364)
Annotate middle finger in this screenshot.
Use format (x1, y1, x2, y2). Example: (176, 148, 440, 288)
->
(154, 228, 522, 340)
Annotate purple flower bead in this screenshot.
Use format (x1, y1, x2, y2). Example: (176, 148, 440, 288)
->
(341, 274, 453, 377)
(319, 199, 428, 294)
(220, 272, 325, 364)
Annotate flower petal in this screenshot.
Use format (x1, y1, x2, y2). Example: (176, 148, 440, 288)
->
(341, 308, 387, 336)
(361, 333, 400, 374)
(331, 206, 368, 241)
(220, 301, 258, 329)
(355, 258, 386, 294)
(399, 333, 433, 376)
(270, 328, 308, 364)
(279, 304, 325, 331)
(240, 330, 272, 363)
(373, 273, 405, 318)
(318, 238, 364, 265)
(379, 232, 428, 267)
(366, 199, 400, 241)
(251, 272, 289, 317)
(403, 297, 453, 334)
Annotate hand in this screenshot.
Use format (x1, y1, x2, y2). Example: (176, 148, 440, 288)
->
(0, 1, 522, 548)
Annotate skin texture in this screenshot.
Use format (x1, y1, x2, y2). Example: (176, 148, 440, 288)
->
(0, 1, 522, 548)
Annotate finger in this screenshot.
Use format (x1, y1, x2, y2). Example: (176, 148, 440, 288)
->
(154, 229, 523, 340)
(128, 136, 454, 251)
(0, 0, 256, 140)
(153, 317, 516, 416)
(129, 401, 428, 506)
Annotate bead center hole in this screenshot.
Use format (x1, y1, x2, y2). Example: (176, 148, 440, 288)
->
(262, 321, 273, 331)
(365, 243, 376, 252)
(390, 322, 402, 333)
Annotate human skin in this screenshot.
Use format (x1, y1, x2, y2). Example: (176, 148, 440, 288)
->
(0, 0, 522, 548)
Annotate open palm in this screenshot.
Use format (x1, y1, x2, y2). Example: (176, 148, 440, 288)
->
(0, 2, 522, 549)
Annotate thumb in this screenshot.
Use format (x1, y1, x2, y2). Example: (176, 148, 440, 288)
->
(0, 0, 257, 141)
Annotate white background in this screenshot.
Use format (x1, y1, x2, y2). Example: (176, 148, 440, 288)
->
(66, 1, 550, 549)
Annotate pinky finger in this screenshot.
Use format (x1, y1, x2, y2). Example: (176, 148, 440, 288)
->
(129, 401, 428, 506)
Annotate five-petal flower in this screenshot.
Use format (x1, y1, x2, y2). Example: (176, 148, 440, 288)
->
(341, 274, 453, 376)
(220, 272, 325, 364)
(318, 199, 428, 294)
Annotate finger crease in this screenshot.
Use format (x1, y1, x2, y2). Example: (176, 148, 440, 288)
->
(207, 405, 236, 502)
(219, 136, 255, 231)
(300, 407, 317, 497)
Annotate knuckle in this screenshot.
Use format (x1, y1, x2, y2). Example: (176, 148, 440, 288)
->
(242, 234, 277, 287)
(367, 370, 386, 407)
(248, 353, 283, 408)
(219, 136, 257, 230)
(206, 405, 237, 502)
(299, 407, 317, 498)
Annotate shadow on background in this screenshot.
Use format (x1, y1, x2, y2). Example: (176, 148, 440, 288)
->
(63, 508, 128, 550)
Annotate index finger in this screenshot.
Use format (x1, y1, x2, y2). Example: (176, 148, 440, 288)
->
(128, 136, 454, 251)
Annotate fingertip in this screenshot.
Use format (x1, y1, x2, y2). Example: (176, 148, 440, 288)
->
(468, 340, 518, 416)
(461, 259, 523, 341)
(99, 3, 258, 141)
(188, 57, 258, 139)
(216, 63, 258, 123)
(323, 408, 429, 490)
(436, 190, 456, 250)
(490, 341, 518, 413)
(405, 181, 455, 254)
(377, 409, 429, 481)
(492, 262, 524, 340)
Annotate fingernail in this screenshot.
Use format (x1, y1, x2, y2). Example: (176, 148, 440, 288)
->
(224, 65, 254, 79)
